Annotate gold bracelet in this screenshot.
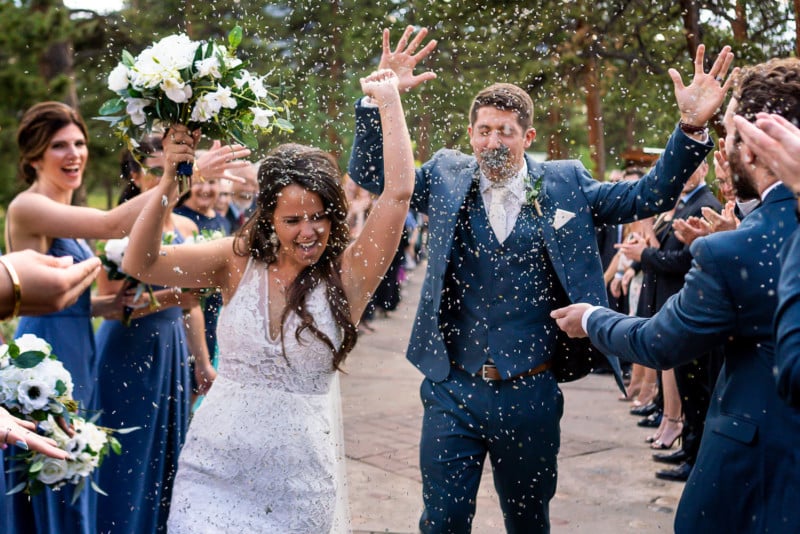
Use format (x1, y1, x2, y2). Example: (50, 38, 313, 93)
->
(0, 256, 22, 321)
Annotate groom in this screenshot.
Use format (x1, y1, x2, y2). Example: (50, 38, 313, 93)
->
(349, 27, 733, 533)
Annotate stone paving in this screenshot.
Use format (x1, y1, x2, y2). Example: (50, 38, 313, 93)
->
(342, 263, 684, 533)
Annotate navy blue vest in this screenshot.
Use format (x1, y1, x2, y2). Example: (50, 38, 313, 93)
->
(441, 183, 559, 378)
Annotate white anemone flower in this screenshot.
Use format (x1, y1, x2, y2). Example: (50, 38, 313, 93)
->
(17, 378, 54, 412)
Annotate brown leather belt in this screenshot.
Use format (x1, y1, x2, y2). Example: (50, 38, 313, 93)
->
(478, 361, 552, 381)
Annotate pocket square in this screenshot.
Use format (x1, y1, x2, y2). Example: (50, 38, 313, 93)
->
(552, 208, 576, 230)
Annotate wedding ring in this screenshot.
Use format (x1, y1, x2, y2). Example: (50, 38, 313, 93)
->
(2, 428, 11, 444)
(715, 76, 724, 82)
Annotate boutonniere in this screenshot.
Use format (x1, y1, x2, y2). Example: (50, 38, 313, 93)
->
(524, 174, 544, 216)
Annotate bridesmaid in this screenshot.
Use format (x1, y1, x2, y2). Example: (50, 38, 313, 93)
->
(3, 101, 161, 534)
(93, 136, 215, 533)
(173, 142, 249, 406)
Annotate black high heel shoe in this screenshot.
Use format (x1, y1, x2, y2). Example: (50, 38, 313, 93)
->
(650, 417, 682, 450)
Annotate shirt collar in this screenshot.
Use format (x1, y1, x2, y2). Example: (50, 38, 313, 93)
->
(479, 160, 529, 199)
(680, 183, 705, 204)
(760, 181, 781, 202)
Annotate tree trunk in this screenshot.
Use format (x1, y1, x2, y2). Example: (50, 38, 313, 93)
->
(324, 0, 343, 159)
(795, 0, 800, 57)
(679, 0, 700, 58)
(584, 54, 605, 180)
(732, 0, 749, 43)
(546, 105, 565, 161)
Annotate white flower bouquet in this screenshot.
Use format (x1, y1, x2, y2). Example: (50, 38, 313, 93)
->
(98, 26, 294, 170)
(97, 237, 165, 326)
(0, 335, 127, 500)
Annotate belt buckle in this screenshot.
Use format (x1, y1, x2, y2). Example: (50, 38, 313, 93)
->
(481, 364, 497, 381)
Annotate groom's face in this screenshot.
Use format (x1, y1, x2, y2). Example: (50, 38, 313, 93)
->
(469, 106, 536, 182)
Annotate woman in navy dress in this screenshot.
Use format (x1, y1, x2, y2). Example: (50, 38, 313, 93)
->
(93, 137, 214, 533)
(3, 102, 161, 534)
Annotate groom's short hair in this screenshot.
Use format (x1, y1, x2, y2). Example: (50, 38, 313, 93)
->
(469, 83, 534, 131)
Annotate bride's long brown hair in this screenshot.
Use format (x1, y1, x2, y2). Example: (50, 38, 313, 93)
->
(234, 143, 356, 370)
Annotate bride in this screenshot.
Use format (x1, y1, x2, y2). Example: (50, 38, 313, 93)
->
(122, 69, 412, 533)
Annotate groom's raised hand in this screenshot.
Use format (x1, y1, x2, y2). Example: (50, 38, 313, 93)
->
(669, 44, 737, 128)
(380, 26, 437, 93)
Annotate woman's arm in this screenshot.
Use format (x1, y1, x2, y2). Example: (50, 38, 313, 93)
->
(340, 70, 414, 321)
(7, 187, 161, 252)
(122, 127, 237, 294)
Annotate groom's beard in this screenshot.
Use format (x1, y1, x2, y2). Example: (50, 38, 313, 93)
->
(478, 145, 515, 181)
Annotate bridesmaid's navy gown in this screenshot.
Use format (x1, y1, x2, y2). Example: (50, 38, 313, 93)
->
(4, 238, 97, 534)
(93, 230, 191, 533)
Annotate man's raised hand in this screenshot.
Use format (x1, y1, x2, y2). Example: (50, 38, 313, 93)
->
(670, 44, 738, 127)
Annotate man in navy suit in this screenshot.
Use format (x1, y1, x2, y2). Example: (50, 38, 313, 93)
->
(349, 26, 734, 533)
(553, 58, 800, 532)
(736, 109, 800, 410)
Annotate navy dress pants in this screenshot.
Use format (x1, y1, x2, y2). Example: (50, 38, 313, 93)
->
(419, 366, 563, 534)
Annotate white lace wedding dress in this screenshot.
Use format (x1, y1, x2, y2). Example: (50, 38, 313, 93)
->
(168, 258, 351, 533)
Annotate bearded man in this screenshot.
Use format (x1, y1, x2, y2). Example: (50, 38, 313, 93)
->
(553, 57, 800, 533)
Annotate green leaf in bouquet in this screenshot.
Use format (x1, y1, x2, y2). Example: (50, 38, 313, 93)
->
(8, 343, 19, 358)
(90, 479, 109, 497)
(110, 436, 122, 455)
(71, 478, 86, 505)
(14, 350, 47, 369)
(99, 98, 126, 116)
(29, 460, 45, 474)
(275, 118, 294, 132)
(55, 379, 67, 396)
(121, 49, 135, 68)
(228, 25, 243, 51)
(5, 481, 27, 496)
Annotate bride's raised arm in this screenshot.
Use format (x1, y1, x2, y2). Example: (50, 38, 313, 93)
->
(340, 69, 414, 321)
(122, 127, 237, 294)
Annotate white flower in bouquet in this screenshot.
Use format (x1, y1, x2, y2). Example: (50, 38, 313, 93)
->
(103, 237, 129, 267)
(37, 457, 70, 486)
(16, 378, 54, 412)
(99, 26, 294, 152)
(0, 336, 72, 416)
(15, 333, 53, 356)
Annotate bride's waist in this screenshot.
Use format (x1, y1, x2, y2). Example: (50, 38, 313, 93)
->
(212, 365, 335, 395)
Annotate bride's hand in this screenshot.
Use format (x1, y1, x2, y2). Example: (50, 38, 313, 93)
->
(163, 126, 200, 181)
(360, 69, 400, 107)
(193, 360, 217, 396)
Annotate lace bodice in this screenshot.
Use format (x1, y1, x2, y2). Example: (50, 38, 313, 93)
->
(216, 258, 342, 394)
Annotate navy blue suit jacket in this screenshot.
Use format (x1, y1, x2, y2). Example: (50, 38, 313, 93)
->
(587, 184, 800, 532)
(349, 101, 712, 384)
(775, 223, 800, 409)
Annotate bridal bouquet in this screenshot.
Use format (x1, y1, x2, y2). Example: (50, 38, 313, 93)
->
(97, 237, 159, 326)
(99, 26, 294, 154)
(0, 335, 125, 500)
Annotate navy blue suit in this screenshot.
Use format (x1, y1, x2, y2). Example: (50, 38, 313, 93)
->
(349, 100, 711, 533)
(775, 223, 800, 409)
(586, 184, 800, 533)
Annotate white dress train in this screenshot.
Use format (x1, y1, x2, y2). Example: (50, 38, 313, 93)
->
(167, 258, 351, 533)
